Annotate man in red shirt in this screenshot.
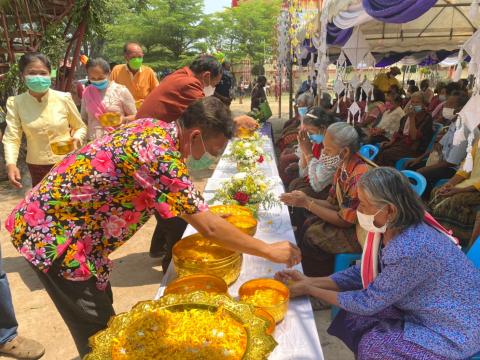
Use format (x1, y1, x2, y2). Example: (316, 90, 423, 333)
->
(137, 55, 257, 264)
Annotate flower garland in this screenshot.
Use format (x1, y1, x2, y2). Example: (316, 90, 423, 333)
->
(209, 171, 279, 215)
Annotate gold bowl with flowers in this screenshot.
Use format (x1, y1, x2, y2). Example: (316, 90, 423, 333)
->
(210, 205, 257, 236)
(85, 291, 277, 360)
(239, 278, 290, 323)
(164, 274, 229, 296)
(50, 138, 75, 155)
(98, 112, 122, 127)
(173, 233, 243, 285)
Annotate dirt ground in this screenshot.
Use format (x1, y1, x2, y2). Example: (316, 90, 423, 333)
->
(0, 96, 352, 360)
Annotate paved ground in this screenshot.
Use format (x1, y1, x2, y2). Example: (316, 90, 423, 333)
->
(0, 96, 352, 360)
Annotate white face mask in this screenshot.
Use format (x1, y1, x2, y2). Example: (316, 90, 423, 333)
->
(442, 107, 456, 120)
(319, 152, 342, 169)
(357, 206, 388, 233)
(204, 85, 215, 97)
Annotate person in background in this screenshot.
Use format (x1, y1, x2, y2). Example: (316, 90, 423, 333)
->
(406, 92, 472, 198)
(136, 55, 257, 261)
(430, 135, 480, 247)
(214, 61, 234, 106)
(420, 79, 434, 104)
(365, 93, 405, 144)
(5, 97, 301, 358)
(372, 66, 401, 94)
(251, 75, 267, 111)
(431, 82, 462, 122)
(81, 58, 136, 141)
(280, 123, 369, 277)
(331, 90, 354, 122)
(110, 42, 158, 102)
(358, 87, 385, 128)
(3, 52, 87, 188)
(276, 167, 480, 360)
(428, 81, 446, 113)
(376, 92, 433, 167)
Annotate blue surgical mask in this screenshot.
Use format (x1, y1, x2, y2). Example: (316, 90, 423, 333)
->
(25, 75, 51, 93)
(413, 105, 423, 113)
(90, 79, 109, 90)
(308, 133, 324, 144)
(185, 134, 216, 171)
(298, 107, 308, 118)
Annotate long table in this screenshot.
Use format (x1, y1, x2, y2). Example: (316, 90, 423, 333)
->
(155, 123, 324, 359)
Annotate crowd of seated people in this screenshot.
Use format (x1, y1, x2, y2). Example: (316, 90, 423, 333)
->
(277, 76, 480, 269)
(275, 74, 480, 358)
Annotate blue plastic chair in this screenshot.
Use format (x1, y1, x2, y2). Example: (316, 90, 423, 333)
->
(401, 170, 427, 196)
(434, 178, 449, 189)
(359, 144, 379, 161)
(331, 253, 362, 318)
(395, 157, 414, 170)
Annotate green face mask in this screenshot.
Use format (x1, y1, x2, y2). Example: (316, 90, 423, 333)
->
(128, 57, 143, 70)
(185, 134, 216, 171)
(25, 75, 51, 93)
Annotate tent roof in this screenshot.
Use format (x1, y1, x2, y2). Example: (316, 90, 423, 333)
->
(322, 0, 478, 53)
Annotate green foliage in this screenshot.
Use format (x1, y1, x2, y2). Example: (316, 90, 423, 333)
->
(0, 64, 26, 110)
(206, 0, 282, 64)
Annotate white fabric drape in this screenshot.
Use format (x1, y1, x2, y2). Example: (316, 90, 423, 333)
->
(333, 2, 372, 30)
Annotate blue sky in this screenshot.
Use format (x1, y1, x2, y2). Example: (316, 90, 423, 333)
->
(204, 0, 231, 14)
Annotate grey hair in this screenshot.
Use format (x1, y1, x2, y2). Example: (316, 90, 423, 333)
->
(297, 92, 314, 107)
(326, 122, 360, 153)
(411, 91, 428, 105)
(358, 167, 424, 231)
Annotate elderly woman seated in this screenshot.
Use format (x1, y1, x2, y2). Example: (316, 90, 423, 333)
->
(282, 107, 337, 193)
(376, 91, 433, 167)
(430, 137, 480, 247)
(280, 122, 369, 277)
(276, 167, 480, 360)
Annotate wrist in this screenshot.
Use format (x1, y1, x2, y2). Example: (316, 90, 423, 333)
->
(6, 163, 17, 169)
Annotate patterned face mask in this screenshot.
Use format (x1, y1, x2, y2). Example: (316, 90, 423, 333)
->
(319, 152, 342, 169)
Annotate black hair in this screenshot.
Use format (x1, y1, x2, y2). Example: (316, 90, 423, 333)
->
(446, 81, 462, 95)
(373, 87, 385, 102)
(420, 79, 429, 89)
(18, 52, 51, 73)
(408, 85, 419, 93)
(257, 75, 267, 85)
(123, 42, 142, 54)
(391, 93, 403, 105)
(303, 107, 337, 129)
(407, 79, 416, 86)
(86, 57, 111, 73)
(189, 55, 223, 78)
(179, 96, 233, 139)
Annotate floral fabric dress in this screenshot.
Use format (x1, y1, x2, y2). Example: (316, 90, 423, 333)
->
(5, 119, 207, 290)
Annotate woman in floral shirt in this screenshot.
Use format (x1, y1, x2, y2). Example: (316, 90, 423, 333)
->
(5, 97, 301, 357)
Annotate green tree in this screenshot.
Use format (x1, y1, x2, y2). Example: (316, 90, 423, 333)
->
(207, 0, 281, 64)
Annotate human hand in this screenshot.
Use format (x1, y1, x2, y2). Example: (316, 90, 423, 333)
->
(275, 270, 310, 297)
(279, 191, 309, 208)
(7, 164, 22, 188)
(275, 269, 308, 283)
(297, 129, 312, 156)
(440, 186, 465, 197)
(379, 141, 390, 149)
(234, 115, 259, 131)
(265, 241, 301, 268)
(72, 138, 81, 150)
(405, 158, 421, 169)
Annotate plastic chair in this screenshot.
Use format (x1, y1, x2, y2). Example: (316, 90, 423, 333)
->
(359, 144, 379, 161)
(331, 253, 362, 318)
(395, 157, 414, 170)
(401, 170, 427, 196)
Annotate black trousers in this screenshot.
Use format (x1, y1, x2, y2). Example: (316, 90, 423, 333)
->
(150, 214, 188, 272)
(31, 262, 115, 358)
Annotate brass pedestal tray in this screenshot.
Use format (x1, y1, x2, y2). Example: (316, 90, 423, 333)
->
(85, 291, 277, 360)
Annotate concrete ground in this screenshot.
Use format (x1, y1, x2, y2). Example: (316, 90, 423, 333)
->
(0, 96, 352, 360)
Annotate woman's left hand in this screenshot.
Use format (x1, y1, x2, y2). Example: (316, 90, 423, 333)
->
(279, 190, 309, 208)
(298, 129, 312, 156)
(72, 138, 81, 150)
(441, 186, 473, 197)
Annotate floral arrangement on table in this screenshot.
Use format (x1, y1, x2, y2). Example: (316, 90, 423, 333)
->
(209, 171, 280, 214)
(226, 134, 268, 171)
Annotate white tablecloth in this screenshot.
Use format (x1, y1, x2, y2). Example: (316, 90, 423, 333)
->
(155, 132, 324, 360)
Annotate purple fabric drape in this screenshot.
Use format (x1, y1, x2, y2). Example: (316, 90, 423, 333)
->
(375, 52, 411, 67)
(303, 38, 318, 53)
(327, 22, 353, 46)
(362, 0, 437, 24)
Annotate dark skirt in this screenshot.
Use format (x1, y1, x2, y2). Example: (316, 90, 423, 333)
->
(27, 163, 54, 187)
(328, 308, 449, 360)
